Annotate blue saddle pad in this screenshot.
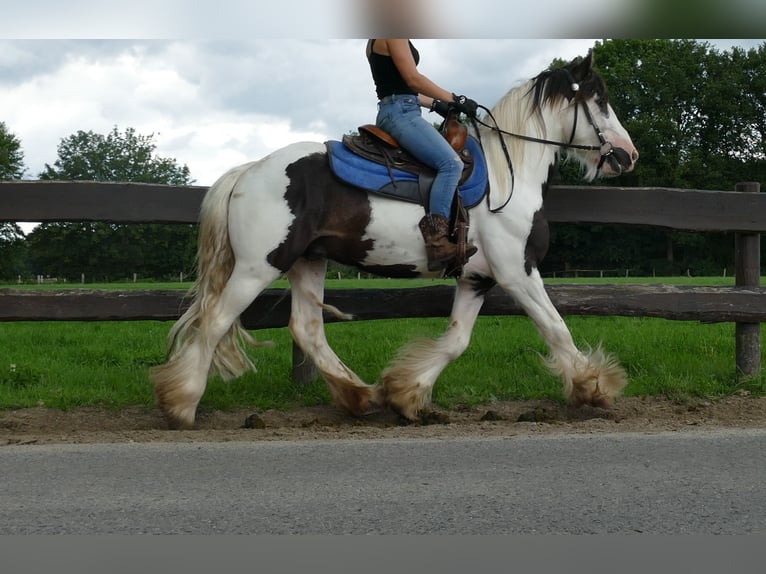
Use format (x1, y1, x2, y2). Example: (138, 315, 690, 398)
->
(326, 135, 489, 209)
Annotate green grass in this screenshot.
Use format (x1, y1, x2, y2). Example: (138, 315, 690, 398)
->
(2, 281, 194, 291)
(0, 275, 750, 291)
(1, 278, 454, 291)
(1, 276, 764, 412)
(545, 275, 742, 286)
(1, 315, 763, 412)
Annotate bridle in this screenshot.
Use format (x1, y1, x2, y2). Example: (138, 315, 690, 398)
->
(470, 78, 622, 213)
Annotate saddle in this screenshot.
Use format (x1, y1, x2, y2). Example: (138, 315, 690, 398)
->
(340, 114, 475, 205)
(326, 112, 489, 210)
(359, 110, 469, 152)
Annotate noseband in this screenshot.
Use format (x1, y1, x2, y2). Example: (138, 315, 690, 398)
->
(472, 79, 621, 213)
(574, 91, 622, 173)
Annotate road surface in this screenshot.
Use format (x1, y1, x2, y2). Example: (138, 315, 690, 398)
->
(1, 429, 764, 534)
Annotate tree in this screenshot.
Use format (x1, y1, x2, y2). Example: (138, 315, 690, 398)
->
(0, 122, 25, 180)
(28, 127, 196, 281)
(543, 39, 766, 277)
(39, 126, 191, 184)
(0, 221, 27, 281)
(0, 122, 28, 280)
(590, 39, 713, 189)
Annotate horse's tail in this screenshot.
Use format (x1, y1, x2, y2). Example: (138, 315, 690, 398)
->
(164, 163, 261, 380)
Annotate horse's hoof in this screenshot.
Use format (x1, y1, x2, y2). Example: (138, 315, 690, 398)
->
(387, 401, 420, 423)
(159, 405, 197, 430)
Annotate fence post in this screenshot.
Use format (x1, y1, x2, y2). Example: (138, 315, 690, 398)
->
(292, 342, 319, 385)
(735, 182, 761, 377)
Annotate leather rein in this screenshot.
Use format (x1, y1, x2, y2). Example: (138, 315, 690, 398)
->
(470, 81, 618, 213)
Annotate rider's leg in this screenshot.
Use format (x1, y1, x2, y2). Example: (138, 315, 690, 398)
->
(376, 94, 476, 271)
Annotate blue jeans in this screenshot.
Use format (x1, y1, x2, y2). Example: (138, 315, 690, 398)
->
(376, 94, 463, 218)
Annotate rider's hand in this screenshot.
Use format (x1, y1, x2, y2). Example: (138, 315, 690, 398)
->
(430, 99, 452, 118)
(452, 94, 479, 118)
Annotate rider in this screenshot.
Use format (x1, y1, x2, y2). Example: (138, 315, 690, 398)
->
(367, 39, 479, 271)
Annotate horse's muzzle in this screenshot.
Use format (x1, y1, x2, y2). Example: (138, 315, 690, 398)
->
(602, 146, 636, 175)
(612, 147, 633, 170)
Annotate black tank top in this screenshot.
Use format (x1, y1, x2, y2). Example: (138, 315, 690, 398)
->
(367, 39, 420, 99)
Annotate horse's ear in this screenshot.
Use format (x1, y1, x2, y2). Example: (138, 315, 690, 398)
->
(570, 51, 594, 82)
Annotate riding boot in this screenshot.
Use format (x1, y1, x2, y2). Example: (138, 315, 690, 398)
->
(418, 214, 477, 272)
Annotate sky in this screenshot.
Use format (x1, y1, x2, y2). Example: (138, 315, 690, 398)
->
(2, 38, 763, 191)
(0, 39, 601, 185)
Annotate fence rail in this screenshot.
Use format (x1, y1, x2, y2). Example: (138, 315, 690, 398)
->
(2, 284, 766, 325)
(3, 180, 766, 231)
(1, 179, 763, 378)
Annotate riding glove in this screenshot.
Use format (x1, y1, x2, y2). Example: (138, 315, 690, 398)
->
(452, 94, 479, 118)
(429, 99, 452, 118)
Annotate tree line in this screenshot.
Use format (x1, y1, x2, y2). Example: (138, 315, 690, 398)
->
(545, 39, 766, 276)
(0, 126, 197, 282)
(1, 39, 765, 282)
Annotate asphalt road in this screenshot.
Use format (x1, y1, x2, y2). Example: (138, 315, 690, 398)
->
(1, 429, 764, 534)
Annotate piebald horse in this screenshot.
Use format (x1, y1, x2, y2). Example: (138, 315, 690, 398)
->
(152, 52, 638, 429)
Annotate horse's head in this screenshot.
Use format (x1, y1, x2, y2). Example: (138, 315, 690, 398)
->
(535, 51, 639, 180)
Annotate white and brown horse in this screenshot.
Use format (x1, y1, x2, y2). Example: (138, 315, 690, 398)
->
(152, 52, 638, 429)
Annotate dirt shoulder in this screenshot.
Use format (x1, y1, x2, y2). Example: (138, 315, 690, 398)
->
(2, 394, 765, 446)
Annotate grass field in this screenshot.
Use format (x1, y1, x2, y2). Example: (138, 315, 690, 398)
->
(1, 277, 764, 412)
(2, 274, 746, 291)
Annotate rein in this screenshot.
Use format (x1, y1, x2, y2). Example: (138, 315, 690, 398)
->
(475, 104, 602, 152)
(471, 81, 619, 213)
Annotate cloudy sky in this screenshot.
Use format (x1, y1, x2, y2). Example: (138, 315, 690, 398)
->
(2, 38, 762, 190)
(1, 39, 600, 185)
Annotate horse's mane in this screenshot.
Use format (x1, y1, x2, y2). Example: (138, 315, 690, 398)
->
(481, 58, 608, 195)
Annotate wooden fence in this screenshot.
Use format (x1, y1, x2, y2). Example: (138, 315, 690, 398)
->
(1, 180, 763, 379)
